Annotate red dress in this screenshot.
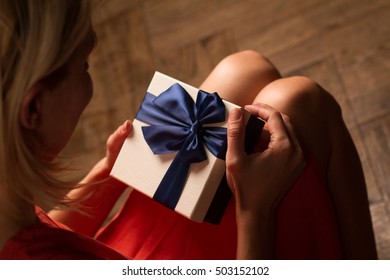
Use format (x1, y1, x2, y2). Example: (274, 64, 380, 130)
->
(0, 208, 128, 260)
(96, 153, 342, 259)
(1, 155, 341, 260)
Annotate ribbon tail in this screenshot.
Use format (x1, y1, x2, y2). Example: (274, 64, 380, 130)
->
(153, 157, 190, 210)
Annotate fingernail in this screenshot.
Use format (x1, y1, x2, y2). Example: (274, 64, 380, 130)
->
(125, 120, 131, 129)
(229, 109, 242, 121)
(122, 120, 130, 133)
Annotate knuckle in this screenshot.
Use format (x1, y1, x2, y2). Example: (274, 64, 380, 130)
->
(106, 133, 117, 153)
(226, 156, 241, 174)
(281, 114, 291, 124)
(106, 134, 114, 147)
(227, 125, 241, 139)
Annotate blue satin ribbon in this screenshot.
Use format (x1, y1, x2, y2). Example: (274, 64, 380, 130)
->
(136, 83, 227, 209)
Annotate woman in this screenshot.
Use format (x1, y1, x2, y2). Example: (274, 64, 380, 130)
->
(0, 0, 376, 259)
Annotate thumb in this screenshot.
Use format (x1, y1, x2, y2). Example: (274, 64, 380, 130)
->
(106, 120, 132, 169)
(227, 108, 246, 160)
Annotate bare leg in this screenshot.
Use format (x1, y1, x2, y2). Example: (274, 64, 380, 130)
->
(201, 51, 377, 259)
(253, 77, 377, 259)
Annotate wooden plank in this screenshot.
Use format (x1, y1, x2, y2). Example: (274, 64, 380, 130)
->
(370, 201, 390, 259)
(243, 0, 389, 71)
(360, 114, 390, 205)
(144, 0, 239, 52)
(349, 127, 383, 203)
(93, 0, 143, 25)
(155, 31, 237, 87)
(236, 0, 388, 57)
(339, 43, 390, 125)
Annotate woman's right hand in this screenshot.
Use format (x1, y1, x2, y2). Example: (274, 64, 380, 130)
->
(226, 103, 305, 258)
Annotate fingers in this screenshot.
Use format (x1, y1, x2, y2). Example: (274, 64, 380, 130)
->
(266, 111, 290, 145)
(281, 114, 301, 151)
(246, 104, 289, 146)
(226, 108, 246, 160)
(226, 108, 247, 196)
(245, 103, 300, 150)
(245, 103, 279, 122)
(106, 120, 132, 158)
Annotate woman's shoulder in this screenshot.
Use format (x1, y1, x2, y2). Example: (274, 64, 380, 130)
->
(0, 208, 129, 260)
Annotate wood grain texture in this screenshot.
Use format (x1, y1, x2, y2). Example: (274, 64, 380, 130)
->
(62, 0, 390, 258)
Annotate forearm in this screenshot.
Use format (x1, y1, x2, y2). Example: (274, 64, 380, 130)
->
(236, 208, 276, 259)
(49, 158, 128, 237)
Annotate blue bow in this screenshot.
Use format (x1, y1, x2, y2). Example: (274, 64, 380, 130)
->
(136, 83, 227, 209)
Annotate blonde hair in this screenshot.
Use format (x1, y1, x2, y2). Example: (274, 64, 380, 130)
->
(0, 0, 93, 215)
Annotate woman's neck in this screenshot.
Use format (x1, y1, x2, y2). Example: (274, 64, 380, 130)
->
(0, 194, 36, 251)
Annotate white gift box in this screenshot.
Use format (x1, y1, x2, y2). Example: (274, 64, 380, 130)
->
(111, 72, 263, 223)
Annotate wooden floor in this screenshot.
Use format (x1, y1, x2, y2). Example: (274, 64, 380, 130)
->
(63, 0, 390, 259)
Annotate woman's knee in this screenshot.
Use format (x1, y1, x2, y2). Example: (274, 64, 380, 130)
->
(201, 50, 281, 106)
(255, 76, 344, 169)
(255, 76, 342, 120)
(216, 50, 281, 84)
(292, 76, 342, 121)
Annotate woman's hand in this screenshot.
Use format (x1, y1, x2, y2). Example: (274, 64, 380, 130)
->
(226, 103, 305, 259)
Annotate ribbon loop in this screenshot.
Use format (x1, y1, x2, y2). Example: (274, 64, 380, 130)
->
(136, 83, 227, 209)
